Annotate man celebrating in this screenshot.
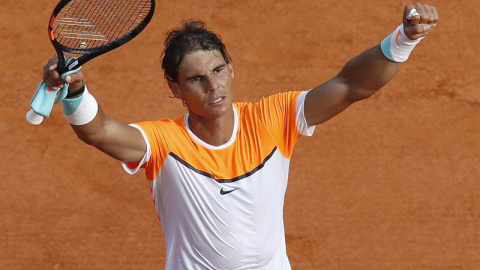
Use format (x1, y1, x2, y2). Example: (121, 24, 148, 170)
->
(42, 3, 438, 269)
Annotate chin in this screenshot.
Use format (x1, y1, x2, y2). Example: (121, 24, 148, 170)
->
(206, 103, 232, 118)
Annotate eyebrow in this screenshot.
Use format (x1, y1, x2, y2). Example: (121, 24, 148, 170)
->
(185, 63, 226, 81)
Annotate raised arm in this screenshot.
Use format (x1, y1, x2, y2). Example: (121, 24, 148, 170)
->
(304, 3, 439, 126)
(43, 57, 147, 162)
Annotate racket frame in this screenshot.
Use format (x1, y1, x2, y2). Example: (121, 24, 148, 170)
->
(26, 0, 155, 124)
(48, 0, 156, 73)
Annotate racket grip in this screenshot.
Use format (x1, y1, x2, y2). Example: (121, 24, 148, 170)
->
(27, 59, 80, 126)
(26, 109, 44, 125)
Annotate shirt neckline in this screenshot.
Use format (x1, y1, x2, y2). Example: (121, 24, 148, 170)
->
(184, 105, 238, 150)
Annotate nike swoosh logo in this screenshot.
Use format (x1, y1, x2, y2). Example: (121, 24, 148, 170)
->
(220, 188, 238, 195)
(395, 29, 402, 45)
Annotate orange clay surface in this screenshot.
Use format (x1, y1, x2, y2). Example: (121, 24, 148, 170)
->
(1, 0, 479, 269)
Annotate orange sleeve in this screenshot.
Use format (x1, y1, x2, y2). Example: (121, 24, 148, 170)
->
(134, 119, 179, 180)
(256, 91, 304, 158)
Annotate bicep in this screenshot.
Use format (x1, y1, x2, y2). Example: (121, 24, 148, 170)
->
(305, 45, 403, 126)
(304, 76, 355, 126)
(97, 119, 147, 162)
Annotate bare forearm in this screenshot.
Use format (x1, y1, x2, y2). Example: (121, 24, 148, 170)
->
(69, 105, 146, 162)
(339, 44, 402, 102)
(299, 3, 438, 126)
(42, 57, 146, 161)
(70, 105, 108, 144)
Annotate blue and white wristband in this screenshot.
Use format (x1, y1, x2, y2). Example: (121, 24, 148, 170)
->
(381, 24, 423, 62)
(62, 86, 98, 125)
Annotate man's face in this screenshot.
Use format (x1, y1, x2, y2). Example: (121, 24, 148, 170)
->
(169, 49, 235, 120)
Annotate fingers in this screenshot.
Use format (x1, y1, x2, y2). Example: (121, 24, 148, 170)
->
(407, 3, 439, 25)
(409, 24, 432, 40)
(415, 4, 430, 24)
(42, 55, 84, 91)
(430, 5, 439, 25)
(64, 71, 83, 84)
(43, 61, 63, 90)
(414, 3, 438, 25)
(65, 72, 85, 92)
(405, 5, 421, 26)
(403, 3, 439, 40)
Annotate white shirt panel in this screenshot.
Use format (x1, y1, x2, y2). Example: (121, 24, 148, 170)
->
(152, 149, 291, 270)
(296, 91, 316, 136)
(121, 124, 151, 174)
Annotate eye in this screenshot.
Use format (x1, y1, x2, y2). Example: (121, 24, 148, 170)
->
(190, 76, 201, 83)
(213, 67, 224, 74)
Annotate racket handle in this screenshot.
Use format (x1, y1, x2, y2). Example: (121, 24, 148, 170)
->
(26, 109, 44, 125)
(27, 81, 60, 125)
(27, 59, 80, 126)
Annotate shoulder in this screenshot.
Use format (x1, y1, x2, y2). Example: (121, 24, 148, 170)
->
(234, 91, 305, 109)
(245, 91, 308, 114)
(133, 115, 187, 135)
(259, 91, 305, 105)
(136, 115, 184, 127)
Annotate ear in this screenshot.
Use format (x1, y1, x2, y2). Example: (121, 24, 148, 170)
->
(167, 81, 182, 99)
(228, 63, 235, 79)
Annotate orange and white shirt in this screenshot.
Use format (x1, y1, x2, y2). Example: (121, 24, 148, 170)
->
(122, 91, 315, 270)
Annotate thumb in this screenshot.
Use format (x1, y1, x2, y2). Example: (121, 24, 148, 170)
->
(64, 71, 84, 84)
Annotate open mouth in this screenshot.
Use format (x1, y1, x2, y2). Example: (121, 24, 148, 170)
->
(209, 96, 225, 105)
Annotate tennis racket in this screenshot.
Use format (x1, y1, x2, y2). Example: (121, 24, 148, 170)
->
(26, 0, 155, 125)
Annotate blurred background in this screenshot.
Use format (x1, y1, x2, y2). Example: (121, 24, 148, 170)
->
(1, 0, 479, 269)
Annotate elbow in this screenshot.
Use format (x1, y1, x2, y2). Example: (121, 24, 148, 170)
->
(337, 74, 379, 103)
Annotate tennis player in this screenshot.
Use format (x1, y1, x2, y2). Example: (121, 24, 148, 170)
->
(42, 3, 438, 269)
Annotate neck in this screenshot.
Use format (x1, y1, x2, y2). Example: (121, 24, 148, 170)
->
(187, 107, 235, 147)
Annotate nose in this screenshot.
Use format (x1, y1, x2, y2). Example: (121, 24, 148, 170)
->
(204, 76, 219, 93)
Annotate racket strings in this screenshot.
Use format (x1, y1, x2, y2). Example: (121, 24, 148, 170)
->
(111, 0, 150, 38)
(52, 0, 152, 51)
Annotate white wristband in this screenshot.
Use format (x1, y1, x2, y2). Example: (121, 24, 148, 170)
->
(381, 24, 423, 62)
(62, 86, 98, 125)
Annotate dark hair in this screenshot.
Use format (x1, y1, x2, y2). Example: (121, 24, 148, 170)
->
(161, 20, 232, 82)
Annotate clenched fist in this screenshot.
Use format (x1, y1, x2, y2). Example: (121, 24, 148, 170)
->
(403, 3, 439, 40)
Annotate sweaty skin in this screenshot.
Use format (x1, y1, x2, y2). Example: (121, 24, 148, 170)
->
(38, 2, 439, 269)
(42, 3, 438, 163)
(168, 50, 236, 147)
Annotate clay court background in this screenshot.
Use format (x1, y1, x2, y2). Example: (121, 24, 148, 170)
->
(1, 0, 479, 269)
